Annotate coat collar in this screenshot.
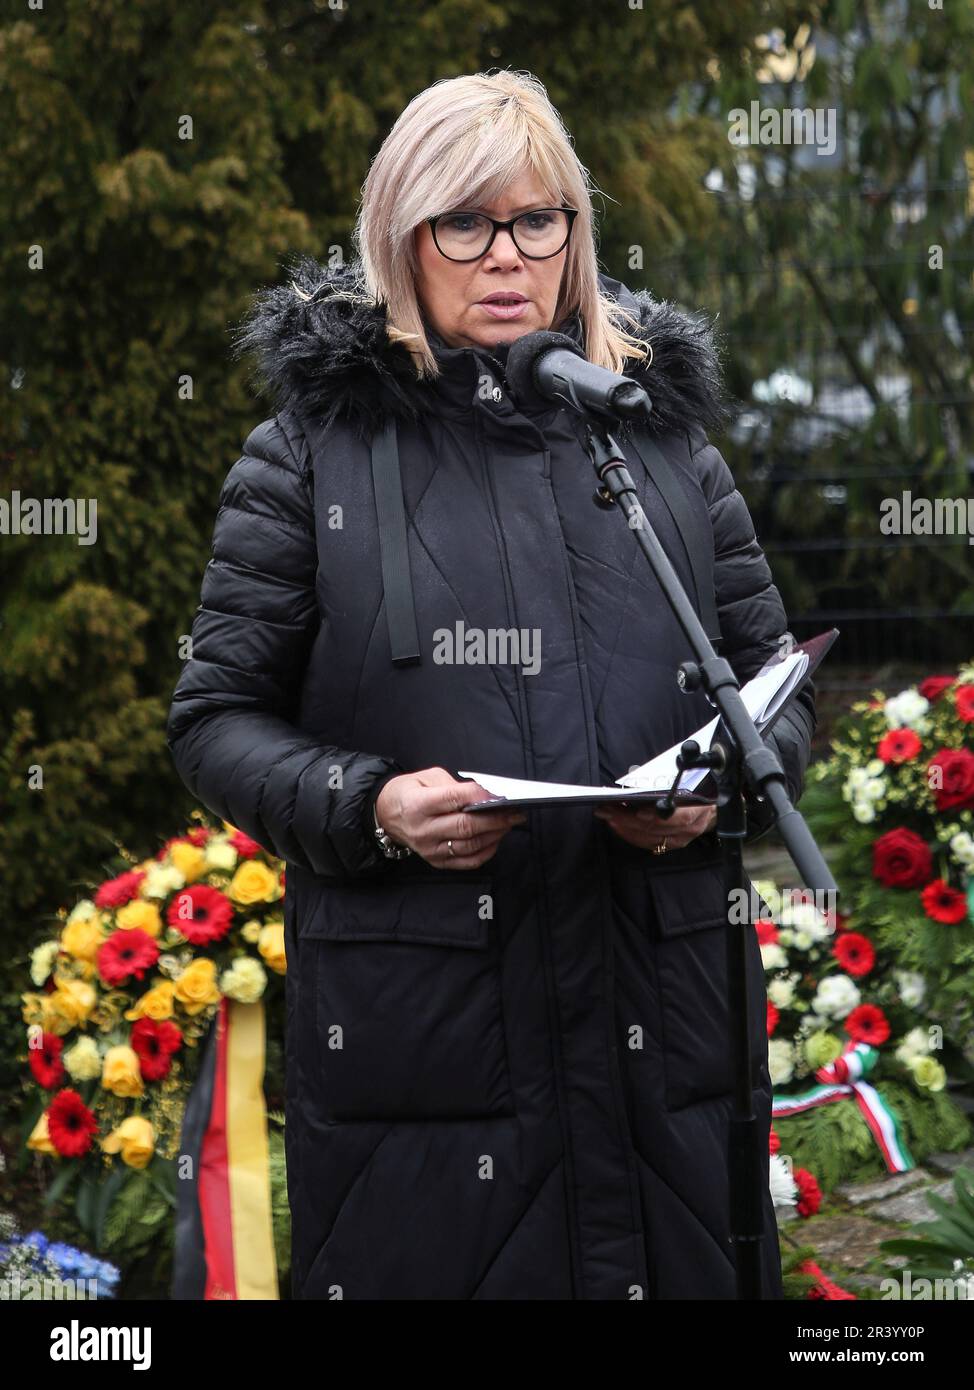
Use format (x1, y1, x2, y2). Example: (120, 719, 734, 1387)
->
(231, 253, 734, 443)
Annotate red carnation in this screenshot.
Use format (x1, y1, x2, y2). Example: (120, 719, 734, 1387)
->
(47, 1088, 98, 1158)
(833, 932, 876, 978)
(166, 884, 233, 946)
(28, 1032, 65, 1090)
(921, 877, 968, 924)
(186, 826, 212, 847)
(927, 748, 974, 812)
(800, 1260, 857, 1300)
(766, 1000, 779, 1036)
(96, 928, 159, 987)
(94, 868, 146, 909)
(229, 829, 262, 858)
(877, 728, 921, 764)
(794, 1168, 822, 1218)
(130, 1017, 183, 1082)
(769, 1127, 781, 1155)
(872, 827, 932, 889)
(955, 684, 974, 723)
(918, 675, 955, 703)
(755, 918, 779, 946)
(844, 1003, 890, 1047)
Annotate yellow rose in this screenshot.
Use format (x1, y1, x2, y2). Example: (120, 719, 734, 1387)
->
(101, 1116, 155, 1169)
(174, 958, 221, 1015)
(102, 1044, 144, 1098)
(27, 1111, 57, 1156)
(115, 899, 163, 938)
(169, 841, 207, 883)
(227, 860, 278, 906)
(22, 990, 61, 1032)
(240, 918, 261, 944)
(220, 958, 268, 1003)
(61, 915, 105, 962)
(125, 979, 176, 1021)
(910, 1056, 947, 1092)
(49, 977, 97, 1031)
(258, 921, 287, 975)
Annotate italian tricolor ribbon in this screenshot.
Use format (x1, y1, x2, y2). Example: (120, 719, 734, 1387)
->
(772, 1041, 914, 1173)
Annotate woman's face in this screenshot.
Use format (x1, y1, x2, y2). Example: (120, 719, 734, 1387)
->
(414, 170, 568, 352)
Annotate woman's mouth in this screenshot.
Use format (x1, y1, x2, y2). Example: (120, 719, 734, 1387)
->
(478, 294, 530, 320)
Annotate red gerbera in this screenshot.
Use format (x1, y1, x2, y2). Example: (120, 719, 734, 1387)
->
(794, 1168, 822, 1218)
(918, 675, 955, 703)
(28, 1032, 65, 1089)
(833, 931, 876, 978)
(767, 1000, 779, 1036)
(94, 868, 146, 909)
(921, 877, 968, 924)
(229, 829, 262, 858)
(47, 1088, 98, 1158)
(166, 884, 233, 946)
(877, 728, 922, 764)
(769, 1127, 781, 1155)
(130, 1017, 183, 1082)
(800, 1260, 857, 1300)
(955, 684, 974, 723)
(96, 928, 159, 987)
(844, 1003, 890, 1047)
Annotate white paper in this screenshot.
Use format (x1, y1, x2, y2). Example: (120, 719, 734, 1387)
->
(460, 647, 809, 804)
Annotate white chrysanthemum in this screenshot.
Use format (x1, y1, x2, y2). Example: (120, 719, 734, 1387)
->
(142, 863, 186, 899)
(812, 974, 861, 1020)
(63, 1035, 102, 1081)
(791, 929, 815, 951)
(204, 839, 238, 871)
(220, 957, 268, 1004)
(895, 971, 926, 1009)
(949, 832, 974, 867)
(66, 899, 98, 926)
(884, 690, 929, 730)
(768, 1038, 796, 1085)
(29, 940, 60, 987)
(852, 801, 877, 823)
(769, 1152, 798, 1208)
(768, 976, 796, 1009)
(761, 943, 787, 972)
(846, 768, 871, 789)
(780, 901, 832, 940)
(751, 879, 781, 917)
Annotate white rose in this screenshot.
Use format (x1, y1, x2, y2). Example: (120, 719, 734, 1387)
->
(812, 974, 861, 1020)
(142, 863, 186, 899)
(894, 1026, 931, 1065)
(895, 971, 926, 1009)
(768, 977, 796, 1009)
(204, 840, 238, 871)
(67, 899, 98, 926)
(768, 1039, 796, 1086)
(761, 944, 787, 972)
(884, 690, 929, 730)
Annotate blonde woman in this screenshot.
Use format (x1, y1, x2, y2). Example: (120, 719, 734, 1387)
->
(167, 69, 814, 1300)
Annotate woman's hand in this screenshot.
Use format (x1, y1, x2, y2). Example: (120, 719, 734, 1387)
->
(593, 801, 717, 853)
(374, 767, 527, 870)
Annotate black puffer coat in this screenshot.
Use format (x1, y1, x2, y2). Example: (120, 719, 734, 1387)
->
(166, 256, 816, 1300)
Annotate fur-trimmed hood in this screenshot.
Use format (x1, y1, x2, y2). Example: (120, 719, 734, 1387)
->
(230, 252, 735, 442)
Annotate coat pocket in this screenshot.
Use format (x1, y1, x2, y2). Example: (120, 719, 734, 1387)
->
(646, 857, 769, 1112)
(294, 873, 514, 1123)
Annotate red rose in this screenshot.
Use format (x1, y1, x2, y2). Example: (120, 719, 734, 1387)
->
(927, 748, 974, 811)
(918, 675, 955, 703)
(755, 918, 779, 946)
(97, 928, 160, 987)
(47, 1088, 98, 1158)
(877, 728, 921, 764)
(844, 1004, 890, 1046)
(94, 868, 146, 909)
(166, 884, 233, 946)
(229, 830, 263, 858)
(767, 1000, 779, 1036)
(833, 932, 875, 977)
(955, 684, 974, 723)
(769, 1127, 781, 1155)
(921, 878, 968, 924)
(795, 1168, 822, 1218)
(130, 1017, 183, 1081)
(872, 828, 933, 889)
(28, 1032, 65, 1090)
(800, 1260, 857, 1300)
(186, 826, 212, 847)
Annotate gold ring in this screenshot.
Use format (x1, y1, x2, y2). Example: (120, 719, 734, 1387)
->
(652, 840, 668, 855)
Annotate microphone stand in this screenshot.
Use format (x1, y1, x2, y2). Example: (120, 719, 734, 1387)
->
(580, 415, 838, 1301)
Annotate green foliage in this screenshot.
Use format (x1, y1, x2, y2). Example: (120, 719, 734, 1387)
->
(780, 1237, 824, 1299)
(880, 1166, 974, 1278)
(267, 1114, 291, 1287)
(102, 1161, 175, 1261)
(774, 1081, 971, 1194)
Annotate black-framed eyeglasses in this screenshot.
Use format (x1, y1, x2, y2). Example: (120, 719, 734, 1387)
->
(427, 206, 578, 261)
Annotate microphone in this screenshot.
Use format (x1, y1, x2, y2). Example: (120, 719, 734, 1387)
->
(505, 330, 653, 422)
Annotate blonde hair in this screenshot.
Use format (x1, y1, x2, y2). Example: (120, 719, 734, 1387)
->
(303, 69, 651, 380)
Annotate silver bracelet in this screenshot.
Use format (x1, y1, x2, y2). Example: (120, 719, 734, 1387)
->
(372, 800, 413, 860)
